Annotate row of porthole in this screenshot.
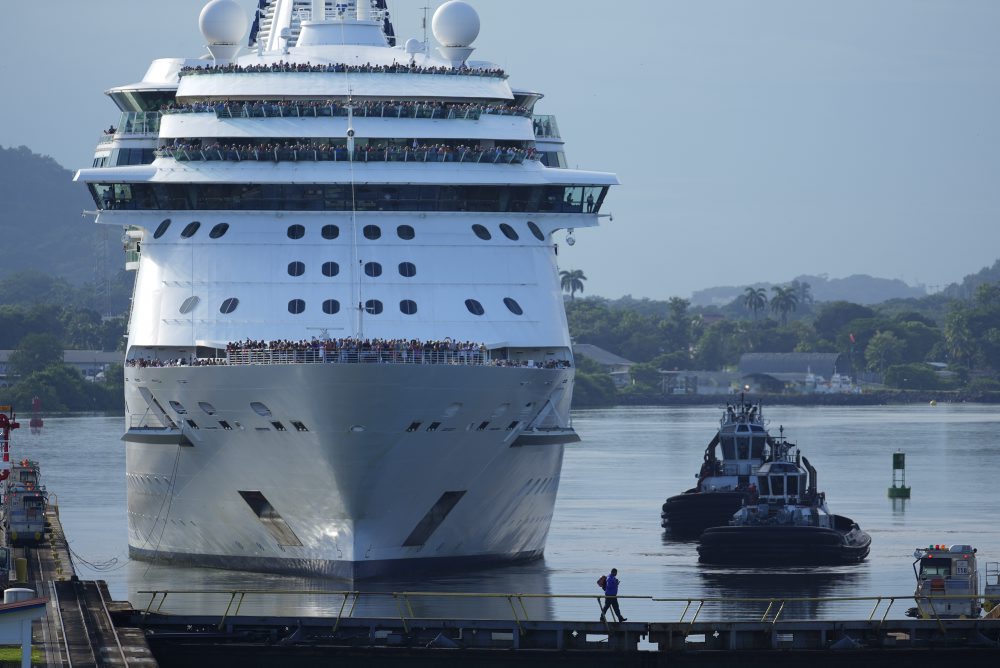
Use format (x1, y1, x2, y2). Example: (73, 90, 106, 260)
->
(180, 296, 524, 316)
(152, 219, 547, 243)
(287, 261, 416, 278)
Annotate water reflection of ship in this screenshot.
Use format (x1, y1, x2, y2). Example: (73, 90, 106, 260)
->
(127, 561, 554, 621)
(697, 569, 867, 621)
(29, 396, 43, 434)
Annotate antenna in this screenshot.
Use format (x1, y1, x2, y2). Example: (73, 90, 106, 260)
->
(422, 4, 429, 52)
(346, 86, 363, 339)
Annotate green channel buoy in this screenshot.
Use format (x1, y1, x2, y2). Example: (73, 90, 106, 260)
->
(888, 450, 911, 498)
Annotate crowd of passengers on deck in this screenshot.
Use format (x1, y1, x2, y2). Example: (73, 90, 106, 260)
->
(125, 337, 571, 369)
(179, 61, 507, 78)
(157, 141, 538, 164)
(160, 100, 531, 119)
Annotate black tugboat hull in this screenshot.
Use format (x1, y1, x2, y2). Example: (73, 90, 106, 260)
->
(697, 521, 871, 566)
(661, 491, 747, 538)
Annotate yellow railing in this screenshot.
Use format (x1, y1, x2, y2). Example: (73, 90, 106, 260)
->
(136, 589, 1000, 637)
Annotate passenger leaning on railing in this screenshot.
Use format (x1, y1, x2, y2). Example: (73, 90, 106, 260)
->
(178, 60, 506, 79)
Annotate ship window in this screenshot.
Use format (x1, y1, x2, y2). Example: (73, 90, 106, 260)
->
(250, 402, 272, 417)
(770, 476, 785, 495)
(237, 490, 302, 546)
(322, 299, 340, 314)
(721, 437, 736, 460)
(322, 224, 339, 239)
(322, 261, 340, 277)
(180, 221, 201, 238)
(751, 436, 766, 458)
(527, 221, 545, 241)
(504, 298, 523, 315)
(169, 400, 187, 414)
(363, 224, 381, 240)
(287, 224, 305, 239)
(402, 491, 467, 547)
(398, 262, 416, 278)
(291, 421, 308, 432)
(787, 476, 799, 496)
(364, 262, 382, 277)
(220, 297, 239, 314)
(397, 224, 415, 240)
(271, 421, 286, 432)
(209, 223, 229, 239)
(465, 299, 485, 316)
(153, 219, 171, 239)
(736, 436, 750, 459)
(400, 299, 418, 315)
(920, 558, 952, 576)
(365, 299, 383, 315)
(287, 261, 305, 277)
(219, 420, 232, 430)
(472, 224, 491, 240)
(179, 296, 200, 314)
(186, 419, 199, 429)
(499, 223, 519, 240)
(198, 402, 216, 415)
(406, 421, 422, 432)
(758, 477, 770, 496)
(288, 299, 306, 314)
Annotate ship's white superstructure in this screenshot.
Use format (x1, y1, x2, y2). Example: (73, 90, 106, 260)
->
(76, 0, 617, 578)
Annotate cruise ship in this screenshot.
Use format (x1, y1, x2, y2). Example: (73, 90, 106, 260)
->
(75, 0, 618, 579)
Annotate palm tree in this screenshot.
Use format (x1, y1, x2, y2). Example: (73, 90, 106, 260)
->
(770, 285, 799, 325)
(560, 269, 587, 300)
(742, 287, 768, 320)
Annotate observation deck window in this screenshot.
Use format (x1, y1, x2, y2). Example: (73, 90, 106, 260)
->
(532, 115, 560, 139)
(400, 300, 418, 315)
(287, 225, 305, 239)
(504, 298, 524, 316)
(363, 225, 382, 240)
(397, 225, 415, 240)
(365, 300, 383, 315)
(323, 299, 340, 315)
(209, 223, 229, 239)
(220, 298, 239, 314)
(153, 219, 171, 239)
(500, 224, 519, 241)
(398, 262, 416, 278)
(288, 261, 305, 277)
(288, 299, 306, 315)
(465, 299, 485, 316)
(472, 224, 491, 240)
(179, 296, 200, 314)
(180, 222, 201, 238)
(527, 222, 545, 241)
(322, 224, 340, 240)
(364, 262, 382, 278)
(322, 261, 340, 277)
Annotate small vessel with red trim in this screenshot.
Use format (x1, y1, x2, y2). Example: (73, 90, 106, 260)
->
(661, 398, 770, 537)
(697, 430, 870, 566)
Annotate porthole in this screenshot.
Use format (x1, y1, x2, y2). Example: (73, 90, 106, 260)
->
(397, 224, 415, 240)
(322, 224, 339, 239)
(322, 261, 340, 277)
(363, 225, 381, 240)
(398, 262, 416, 278)
(465, 299, 485, 316)
(500, 223, 519, 241)
(153, 219, 171, 239)
(472, 224, 491, 240)
(180, 221, 201, 238)
(323, 299, 340, 314)
(287, 224, 305, 239)
(179, 296, 200, 314)
(364, 262, 382, 277)
(288, 299, 306, 314)
(250, 401, 272, 417)
(288, 261, 305, 277)
(400, 300, 418, 315)
(220, 298, 239, 314)
(209, 223, 229, 239)
(365, 299, 383, 315)
(528, 221, 545, 241)
(504, 297, 524, 315)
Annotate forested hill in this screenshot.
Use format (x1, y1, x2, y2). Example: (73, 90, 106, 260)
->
(692, 274, 926, 307)
(0, 145, 113, 285)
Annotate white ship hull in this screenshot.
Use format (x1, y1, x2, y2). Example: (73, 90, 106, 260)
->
(124, 362, 574, 579)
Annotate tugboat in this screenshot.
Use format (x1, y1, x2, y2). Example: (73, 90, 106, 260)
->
(697, 429, 871, 565)
(906, 544, 1000, 619)
(661, 398, 770, 537)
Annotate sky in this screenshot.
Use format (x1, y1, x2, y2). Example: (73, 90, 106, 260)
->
(2, 0, 998, 300)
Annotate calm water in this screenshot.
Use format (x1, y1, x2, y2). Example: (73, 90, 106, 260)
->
(20, 404, 1000, 622)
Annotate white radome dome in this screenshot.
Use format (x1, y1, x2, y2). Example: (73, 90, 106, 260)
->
(432, 1, 480, 48)
(405, 38, 422, 54)
(199, 0, 248, 45)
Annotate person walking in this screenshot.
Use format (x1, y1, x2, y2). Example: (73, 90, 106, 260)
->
(600, 568, 626, 622)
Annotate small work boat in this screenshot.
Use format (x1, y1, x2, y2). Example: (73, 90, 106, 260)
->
(697, 430, 870, 565)
(661, 398, 770, 537)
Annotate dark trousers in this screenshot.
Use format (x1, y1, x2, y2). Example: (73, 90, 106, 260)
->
(601, 596, 623, 621)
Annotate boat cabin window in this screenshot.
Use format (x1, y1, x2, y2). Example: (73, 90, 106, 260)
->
(721, 436, 736, 460)
(770, 475, 785, 495)
(786, 475, 799, 496)
(736, 436, 750, 460)
(751, 436, 766, 459)
(920, 557, 951, 576)
(758, 477, 770, 496)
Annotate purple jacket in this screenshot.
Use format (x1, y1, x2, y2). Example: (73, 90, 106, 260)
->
(604, 574, 620, 596)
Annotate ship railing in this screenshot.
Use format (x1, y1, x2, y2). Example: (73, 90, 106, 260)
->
(223, 349, 492, 366)
(161, 103, 530, 120)
(134, 590, 1000, 636)
(155, 146, 540, 164)
(178, 65, 507, 79)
